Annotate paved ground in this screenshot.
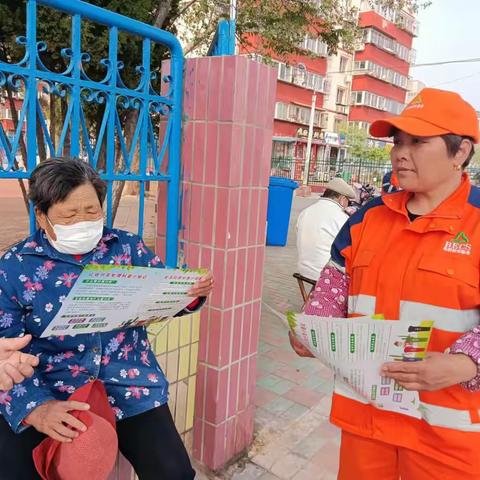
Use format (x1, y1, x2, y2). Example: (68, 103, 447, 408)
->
(197, 194, 341, 480)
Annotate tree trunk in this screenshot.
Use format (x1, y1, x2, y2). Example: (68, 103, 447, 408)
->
(61, 97, 71, 156)
(6, 85, 29, 213)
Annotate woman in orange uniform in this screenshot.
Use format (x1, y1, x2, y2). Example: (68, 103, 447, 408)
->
(291, 88, 480, 479)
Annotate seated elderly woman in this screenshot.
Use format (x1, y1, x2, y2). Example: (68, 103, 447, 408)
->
(0, 157, 213, 480)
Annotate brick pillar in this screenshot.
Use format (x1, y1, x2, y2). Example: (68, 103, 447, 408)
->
(156, 55, 276, 470)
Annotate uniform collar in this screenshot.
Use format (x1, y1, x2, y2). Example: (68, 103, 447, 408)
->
(382, 174, 471, 234)
(19, 226, 119, 259)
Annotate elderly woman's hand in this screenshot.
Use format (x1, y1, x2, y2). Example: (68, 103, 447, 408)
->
(24, 400, 90, 442)
(0, 335, 39, 391)
(188, 270, 214, 298)
(288, 331, 315, 358)
(381, 352, 477, 391)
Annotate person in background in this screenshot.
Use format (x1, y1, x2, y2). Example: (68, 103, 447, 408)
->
(290, 88, 480, 479)
(382, 169, 401, 194)
(0, 336, 39, 391)
(296, 177, 356, 281)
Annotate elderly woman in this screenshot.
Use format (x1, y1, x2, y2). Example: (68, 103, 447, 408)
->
(290, 88, 480, 479)
(0, 157, 213, 479)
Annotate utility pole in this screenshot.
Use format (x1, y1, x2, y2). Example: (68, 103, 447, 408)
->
(303, 91, 317, 186)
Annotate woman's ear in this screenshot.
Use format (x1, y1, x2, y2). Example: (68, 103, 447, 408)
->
(35, 208, 56, 240)
(456, 139, 473, 168)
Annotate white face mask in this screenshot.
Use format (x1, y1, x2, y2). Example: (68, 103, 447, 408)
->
(46, 217, 104, 255)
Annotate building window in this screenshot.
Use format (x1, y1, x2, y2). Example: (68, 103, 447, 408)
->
(336, 87, 346, 105)
(278, 63, 292, 82)
(339, 56, 348, 73)
(362, 27, 411, 62)
(351, 90, 404, 114)
(334, 118, 343, 133)
(320, 113, 328, 128)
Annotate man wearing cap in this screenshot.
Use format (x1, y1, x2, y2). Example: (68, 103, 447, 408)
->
(290, 88, 480, 479)
(296, 177, 356, 281)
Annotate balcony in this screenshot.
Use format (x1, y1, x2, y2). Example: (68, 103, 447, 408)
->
(396, 12, 419, 36)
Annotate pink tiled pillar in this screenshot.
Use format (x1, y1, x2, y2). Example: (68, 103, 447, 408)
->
(156, 56, 276, 470)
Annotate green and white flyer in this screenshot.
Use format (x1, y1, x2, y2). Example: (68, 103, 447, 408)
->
(41, 265, 206, 337)
(287, 313, 434, 418)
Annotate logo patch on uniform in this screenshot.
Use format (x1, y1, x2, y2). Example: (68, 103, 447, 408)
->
(405, 94, 423, 110)
(443, 231, 472, 255)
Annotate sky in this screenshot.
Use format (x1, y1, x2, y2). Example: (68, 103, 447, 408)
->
(412, 0, 480, 110)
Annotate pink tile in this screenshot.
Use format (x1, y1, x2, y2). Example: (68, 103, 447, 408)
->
(254, 386, 278, 407)
(194, 364, 206, 419)
(188, 184, 202, 243)
(182, 123, 194, 181)
(237, 190, 250, 248)
(192, 122, 206, 183)
(192, 418, 204, 462)
(248, 356, 258, 403)
(183, 60, 196, 118)
(253, 246, 265, 300)
(227, 189, 240, 249)
(207, 57, 221, 121)
(200, 186, 215, 245)
(204, 123, 218, 185)
(252, 128, 264, 186)
(231, 306, 243, 362)
(207, 309, 222, 366)
(194, 59, 209, 121)
(186, 243, 200, 268)
(223, 250, 237, 309)
(257, 190, 268, 244)
(229, 124, 244, 186)
(248, 190, 260, 246)
(246, 60, 259, 125)
(217, 124, 233, 187)
(219, 57, 236, 121)
(213, 187, 228, 249)
(224, 417, 237, 462)
(200, 245, 213, 271)
(250, 300, 262, 354)
(221, 310, 233, 366)
(227, 363, 239, 418)
(235, 404, 254, 454)
(233, 57, 248, 123)
(241, 303, 252, 358)
(203, 422, 227, 470)
(204, 367, 229, 424)
(210, 249, 226, 308)
(244, 247, 256, 303)
(242, 126, 255, 187)
(198, 308, 209, 362)
(261, 130, 274, 186)
(234, 248, 247, 305)
(237, 358, 249, 412)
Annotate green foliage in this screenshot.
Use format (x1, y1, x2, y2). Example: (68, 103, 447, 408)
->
(339, 122, 391, 163)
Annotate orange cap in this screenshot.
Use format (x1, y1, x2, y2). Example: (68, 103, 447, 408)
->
(369, 88, 479, 143)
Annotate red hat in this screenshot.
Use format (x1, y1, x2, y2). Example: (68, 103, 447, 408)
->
(369, 88, 480, 143)
(33, 381, 118, 480)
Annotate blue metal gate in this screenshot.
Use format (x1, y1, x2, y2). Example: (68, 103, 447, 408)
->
(0, 0, 184, 267)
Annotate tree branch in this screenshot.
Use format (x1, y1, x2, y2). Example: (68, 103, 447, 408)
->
(153, 0, 175, 28)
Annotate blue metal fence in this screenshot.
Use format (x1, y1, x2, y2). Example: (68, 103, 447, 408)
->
(0, 0, 184, 267)
(207, 19, 236, 56)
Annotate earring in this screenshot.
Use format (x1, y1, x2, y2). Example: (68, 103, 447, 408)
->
(454, 164, 461, 171)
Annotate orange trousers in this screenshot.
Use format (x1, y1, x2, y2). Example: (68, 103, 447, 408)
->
(338, 430, 478, 480)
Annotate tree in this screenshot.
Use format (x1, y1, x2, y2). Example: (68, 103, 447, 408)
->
(339, 122, 391, 162)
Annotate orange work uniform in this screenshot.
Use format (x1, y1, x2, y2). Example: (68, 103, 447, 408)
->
(330, 174, 480, 477)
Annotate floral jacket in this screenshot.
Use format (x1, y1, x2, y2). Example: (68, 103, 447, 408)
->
(0, 227, 192, 433)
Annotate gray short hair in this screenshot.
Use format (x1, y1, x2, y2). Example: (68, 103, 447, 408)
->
(29, 157, 107, 214)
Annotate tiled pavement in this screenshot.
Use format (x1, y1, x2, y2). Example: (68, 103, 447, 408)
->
(197, 194, 341, 480)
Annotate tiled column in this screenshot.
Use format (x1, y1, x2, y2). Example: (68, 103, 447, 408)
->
(156, 55, 277, 470)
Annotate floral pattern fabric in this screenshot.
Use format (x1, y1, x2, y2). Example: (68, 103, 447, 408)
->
(0, 227, 176, 433)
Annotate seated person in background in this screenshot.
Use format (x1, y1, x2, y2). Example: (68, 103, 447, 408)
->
(296, 177, 355, 281)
